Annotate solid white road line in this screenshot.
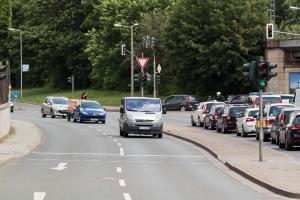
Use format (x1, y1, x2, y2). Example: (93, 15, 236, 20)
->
(120, 148, 125, 156)
(51, 162, 68, 171)
(117, 143, 122, 146)
(119, 179, 126, 187)
(34, 192, 46, 200)
(123, 193, 132, 200)
(113, 139, 118, 142)
(117, 167, 122, 173)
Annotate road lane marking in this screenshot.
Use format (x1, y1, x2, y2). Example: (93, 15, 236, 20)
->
(120, 148, 124, 156)
(117, 167, 122, 173)
(43, 158, 59, 161)
(117, 143, 122, 146)
(51, 162, 68, 171)
(119, 179, 126, 187)
(34, 192, 46, 200)
(113, 139, 118, 142)
(103, 132, 107, 135)
(125, 154, 204, 158)
(123, 193, 132, 200)
(84, 160, 100, 162)
(32, 152, 120, 156)
(88, 125, 93, 129)
(109, 136, 112, 138)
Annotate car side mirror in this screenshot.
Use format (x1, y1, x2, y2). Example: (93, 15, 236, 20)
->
(120, 107, 124, 113)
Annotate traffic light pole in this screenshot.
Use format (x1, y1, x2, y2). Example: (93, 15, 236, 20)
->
(141, 70, 144, 97)
(72, 75, 75, 99)
(152, 49, 156, 98)
(259, 88, 263, 162)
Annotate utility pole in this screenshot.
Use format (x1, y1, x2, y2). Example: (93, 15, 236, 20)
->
(130, 26, 134, 97)
(72, 75, 75, 99)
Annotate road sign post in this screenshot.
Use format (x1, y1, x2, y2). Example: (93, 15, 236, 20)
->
(136, 57, 149, 97)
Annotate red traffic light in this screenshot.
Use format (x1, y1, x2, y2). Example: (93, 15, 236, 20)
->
(266, 23, 273, 39)
(258, 62, 267, 79)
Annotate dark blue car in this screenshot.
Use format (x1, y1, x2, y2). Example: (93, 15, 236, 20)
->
(73, 100, 106, 123)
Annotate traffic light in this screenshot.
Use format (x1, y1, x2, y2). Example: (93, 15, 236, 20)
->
(257, 61, 268, 89)
(156, 72, 161, 85)
(266, 23, 273, 39)
(141, 73, 147, 86)
(121, 44, 126, 56)
(266, 62, 277, 81)
(242, 61, 257, 82)
(0, 63, 7, 80)
(134, 73, 140, 82)
(67, 76, 72, 83)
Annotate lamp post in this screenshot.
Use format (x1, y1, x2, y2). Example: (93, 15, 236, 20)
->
(9, 28, 23, 98)
(114, 23, 138, 97)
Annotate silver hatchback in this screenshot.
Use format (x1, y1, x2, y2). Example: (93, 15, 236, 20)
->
(41, 96, 69, 118)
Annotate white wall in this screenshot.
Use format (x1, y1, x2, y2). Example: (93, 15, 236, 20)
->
(0, 103, 10, 139)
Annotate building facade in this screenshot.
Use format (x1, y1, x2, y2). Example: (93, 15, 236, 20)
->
(266, 40, 300, 94)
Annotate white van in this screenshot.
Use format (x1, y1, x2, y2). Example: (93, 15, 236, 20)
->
(119, 97, 166, 138)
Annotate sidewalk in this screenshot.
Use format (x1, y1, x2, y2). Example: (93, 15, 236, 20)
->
(164, 123, 300, 199)
(0, 120, 41, 167)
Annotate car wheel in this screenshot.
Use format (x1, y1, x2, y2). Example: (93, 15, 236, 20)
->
(102, 120, 106, 124)
(158, 133, 163, 138)
(285, 136, 292, 150)
(50, 110, 55, 118)
(241, 126, 247, 137)
(10, 107, 14, 113)
(41, 109, 46, 118)
(180, 106, 186, 111)
(191, 116, 196, 126)
(236, 126, 240, 136)
(67, 113, 71, 121)
(123, 131, 128, 138)
(120, 129, 124, 136)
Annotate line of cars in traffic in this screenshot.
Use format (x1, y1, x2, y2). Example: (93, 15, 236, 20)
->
(41, 96, 106, 123)
(189, 93, 300, 151)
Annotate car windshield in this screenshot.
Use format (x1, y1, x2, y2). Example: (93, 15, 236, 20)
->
(126, 99, 161, 112)
(52, 98, 68, 105)
(229, 107, 247, 117)
(269, 105, 294, 117)
(255, 97, 281, 106)
(248, 110, 259, 117)
(81, 102, 101, 109)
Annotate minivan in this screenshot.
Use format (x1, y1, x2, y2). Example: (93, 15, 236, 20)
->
(119, 97, 165, 138)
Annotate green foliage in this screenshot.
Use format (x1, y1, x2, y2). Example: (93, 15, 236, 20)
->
(0, 0, 12, 59)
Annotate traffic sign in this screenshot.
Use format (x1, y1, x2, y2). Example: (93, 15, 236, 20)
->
(22, 64, 30, 72)
(157, 64, 162, 73)
(11, 92, 19, 100)
(136, 57, 149, 70)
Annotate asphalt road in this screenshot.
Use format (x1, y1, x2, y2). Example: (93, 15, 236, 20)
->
(0, 103, 278, 200)
(164, 111, 300, 160)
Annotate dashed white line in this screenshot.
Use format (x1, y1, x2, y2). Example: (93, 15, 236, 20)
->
(117, 143, 122, 146)
(113, 139, 118, 142)
(84, 160, 100, 162)
(108, 136, 112, 138)
(123, 193, 132, 200)
(120, 148, 125, 156)
(34, 192, 46, 200)
(119, 179, 126, 187)
(117, 167, 122, 173)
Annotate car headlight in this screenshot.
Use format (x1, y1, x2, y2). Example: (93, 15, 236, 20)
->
(126, 113, 135, 122)
(81, 111, 88, 115)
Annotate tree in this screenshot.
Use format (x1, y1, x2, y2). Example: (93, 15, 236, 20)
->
(0, 0, 12, 60)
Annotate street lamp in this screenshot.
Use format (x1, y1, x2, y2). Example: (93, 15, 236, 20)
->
(8, 28, 23, 98)
(290, 6, 300, 10)
(114, 23, 138, 97)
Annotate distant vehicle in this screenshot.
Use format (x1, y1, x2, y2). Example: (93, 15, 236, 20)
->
(236, 108, 259, 137)
(216, 104, 248, 133)
(255, 103, 295, 141)
(162, 95, 199, 111)
(246, 94, 282, 108)
(280, 94, 293, 104)
(294, 89, 300, 107)
(270, 107, 300, 145)
(41, 96, 69, 118)
(191, 101, 225, 127)
(229, 94, 248, 104)
(67, 99, 80, 121)
(10, 101, 14, 113)
(278, 112, 300, 150)
(119, 97, 165, 138)
(203, 104, 225, 130)
(73, 100, 106, 123)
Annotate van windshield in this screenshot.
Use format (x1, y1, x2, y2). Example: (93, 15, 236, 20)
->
(126, 99, 161, 112)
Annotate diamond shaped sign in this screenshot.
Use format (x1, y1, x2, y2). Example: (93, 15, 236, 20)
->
(136, 57, 149, 70)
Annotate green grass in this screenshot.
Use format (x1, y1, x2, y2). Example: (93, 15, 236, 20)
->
(15, 87, 132, 106)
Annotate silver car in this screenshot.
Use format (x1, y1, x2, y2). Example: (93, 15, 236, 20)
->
(41, 96, 69, 118)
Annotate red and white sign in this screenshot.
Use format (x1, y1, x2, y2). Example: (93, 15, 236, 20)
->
(136, 57, 149, 70)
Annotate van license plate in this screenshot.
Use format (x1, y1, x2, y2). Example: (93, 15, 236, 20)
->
(139, 126, 150, 130)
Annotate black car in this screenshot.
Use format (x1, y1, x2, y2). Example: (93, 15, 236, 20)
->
(204, 104, 225, 130)
(278, 112, 300, 150)
(162, 95, 200, 111)
(216, 105, 248, 133)
(270, 108, 300, 145)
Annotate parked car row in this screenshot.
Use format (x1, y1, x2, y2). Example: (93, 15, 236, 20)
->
(41, 96, 106, 124)
(191, 92, 300, 151)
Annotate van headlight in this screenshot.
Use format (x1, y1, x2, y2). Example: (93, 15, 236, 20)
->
(126, 113, 135, 122)
(153, 115, 162, 123)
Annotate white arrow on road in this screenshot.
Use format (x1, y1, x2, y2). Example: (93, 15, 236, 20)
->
(51, 162, 68, 171)
(34, 192, 46, 200)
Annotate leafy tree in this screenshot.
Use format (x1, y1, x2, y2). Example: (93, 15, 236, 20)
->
(0, 0, 12, 59)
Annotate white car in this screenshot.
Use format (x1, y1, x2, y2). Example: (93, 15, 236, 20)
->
(279, 94, 293, 104)
(191, 101, 224, 127)
(41, 96, 69, 118)
(236, 108, 259, 137)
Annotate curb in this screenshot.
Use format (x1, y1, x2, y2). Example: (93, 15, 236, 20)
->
(0, 120, 42, 168)
(163, 130, 300, 199)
